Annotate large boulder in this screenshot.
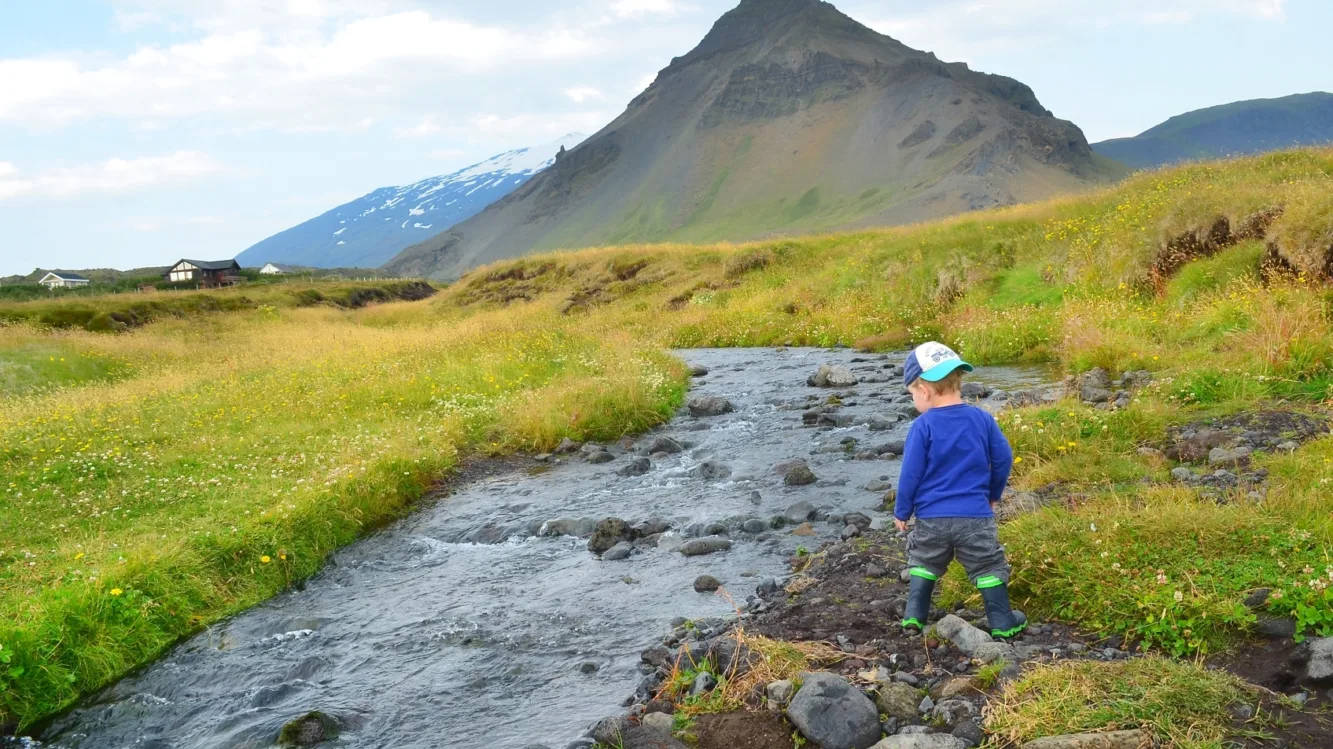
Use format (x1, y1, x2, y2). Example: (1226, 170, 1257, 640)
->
(688, 396, 734, 417)
(588, 518, 632, 554)
(784, 501, 817, 524)
(1021, 730, 1149, 749)
(933, 615, 993, 656)
(785, 672, 882, 749)
(809, 365, 859, 388)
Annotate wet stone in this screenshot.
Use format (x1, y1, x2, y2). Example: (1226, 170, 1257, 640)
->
(587, 451, 615, 464)
(602, 541, 634, 561)
(693, 575, 722, 593)
(678, 537, 733, 557)
(785, 465, 818, 486)
(687, 396, 734, 417)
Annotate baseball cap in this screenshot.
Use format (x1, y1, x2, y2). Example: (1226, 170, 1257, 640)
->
(903, 341, 973, 387)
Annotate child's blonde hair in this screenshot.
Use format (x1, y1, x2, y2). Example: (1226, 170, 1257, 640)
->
(912, 369, 964, 395)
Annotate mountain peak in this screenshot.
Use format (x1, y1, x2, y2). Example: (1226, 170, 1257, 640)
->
(672, 0, 865, 67)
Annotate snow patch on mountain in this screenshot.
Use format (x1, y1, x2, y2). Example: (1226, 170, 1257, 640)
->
(235, 133, 585, 270)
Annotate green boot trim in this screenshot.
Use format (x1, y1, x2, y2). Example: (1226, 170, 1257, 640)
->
(901, 618, 923, 631)
(992, 621, 1028, 638)
(909, 567, 938, 581)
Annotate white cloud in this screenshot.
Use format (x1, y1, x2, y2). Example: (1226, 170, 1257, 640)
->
(0, 163, 18, 179)
(609, 0, 682, 19)
(395, 114, 444, 138)
(470, 110, 615, 139)
(564, 86, 606, 103)
(0, 11, 603, 129)
(0, 151, 228, 200)
(860, 0, 1288, 58)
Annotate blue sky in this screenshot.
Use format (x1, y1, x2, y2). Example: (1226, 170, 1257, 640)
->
(1, 0, 1328, 276)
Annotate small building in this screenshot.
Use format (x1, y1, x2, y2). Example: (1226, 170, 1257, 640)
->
(164, 259, 242, 288)
(38, 272, 91, 289)
(259, 263, 295, 275)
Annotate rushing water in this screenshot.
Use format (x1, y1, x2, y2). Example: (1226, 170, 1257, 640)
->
(34, 349, 1055, 749)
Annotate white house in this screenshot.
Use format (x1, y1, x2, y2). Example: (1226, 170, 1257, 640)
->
(38, 272, 91, 289)
(259, 263, 295, 275)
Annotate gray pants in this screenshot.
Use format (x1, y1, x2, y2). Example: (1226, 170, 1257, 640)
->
(906, 517, 1011, 585)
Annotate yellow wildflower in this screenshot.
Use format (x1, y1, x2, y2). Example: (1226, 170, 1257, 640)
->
(260, 555, 271, 564)
(110, 588, 123, 596)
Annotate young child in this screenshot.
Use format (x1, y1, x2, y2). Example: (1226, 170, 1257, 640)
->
(893, 341, 1026, 639)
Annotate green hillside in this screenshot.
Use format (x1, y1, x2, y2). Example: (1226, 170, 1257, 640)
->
(1093, 92, 1333, 168)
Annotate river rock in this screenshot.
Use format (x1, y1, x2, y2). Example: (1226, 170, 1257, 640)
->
(783, 464, 817, 486)
(877, 440, 907, 457)
(742, 518, 769, 533)
(591, 716, 633, 744)
(862, 479, 893, 492)
(645, 436, 683, 454)
(1243, 588, 1271, 609)
(278, 711, 340, 746)
(935, 678, 975, 700)
(972, 641, 1016, 665)
(693, 575, 722, 592)
(602, 541, 634, 561)
(588, 518, 632, 554)
(875, 682, 921, 722)
(933, 615, 993, 656)
(786, 671, 882, 749)
(871, 736, 966, 749)
(868, 415, 899, 431)
(640, 712, 674, 736)
(587, 451, 615, 464)
(928, 699, 977, 728)
(688, 396, 734, 417)
(615, 453, 653, 474)
(1021, 730, 1148, 749)
(952, 721, 984, 748)
(785, 501, 817, 523)
(960, 382, 991, 400)
(1307, 637, 1333, 681)
(634, 518, 671, 537)
(689, 365, 709, 377)
(768, 679, 795, 712)
(1208, 446, 1252, 466)
(1170, 467, 1194, 482)
(1080, 386, 1111, 404)
(691, 461, 733, 480)
(678, 536, 733, 556)
(809, 365, 859, 388)
(555, 438, 582, 454)
(841, 525, 862, 540)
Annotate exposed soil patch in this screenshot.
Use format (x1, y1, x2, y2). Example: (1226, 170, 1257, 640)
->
(690, 711, 797, 749)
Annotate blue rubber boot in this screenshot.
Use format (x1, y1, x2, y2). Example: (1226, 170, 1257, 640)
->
(901, 568, 937, 632)
(978, 576, 1027, 639)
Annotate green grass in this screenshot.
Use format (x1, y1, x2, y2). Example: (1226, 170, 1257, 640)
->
(0, 311, 685, 728)
(0, 340, 130, 396)
(7, 148, 1333, 731)
(986, 658, 1260, 748)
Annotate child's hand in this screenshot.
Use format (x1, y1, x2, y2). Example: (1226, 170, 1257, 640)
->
(894, 518, 909, 533)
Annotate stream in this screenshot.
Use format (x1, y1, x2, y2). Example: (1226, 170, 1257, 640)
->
(35, 348, 1055, 749)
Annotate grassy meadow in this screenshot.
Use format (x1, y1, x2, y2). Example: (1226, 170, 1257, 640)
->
(3, 148, 1333, 735)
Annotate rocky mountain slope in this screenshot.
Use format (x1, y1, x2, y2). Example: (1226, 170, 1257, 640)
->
(235, 134, 584, 269)
(1093, 92, 1333, 169)
(385, 0, 1118, 280)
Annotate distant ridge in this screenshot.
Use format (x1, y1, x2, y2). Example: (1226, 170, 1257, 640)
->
(235, 134, 585, 269)
(384, 0, 1117, 280)
(1093, 92, 1333, 169)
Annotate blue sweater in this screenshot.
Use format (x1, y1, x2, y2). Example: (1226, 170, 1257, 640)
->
(894, 403, 1013, 521)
